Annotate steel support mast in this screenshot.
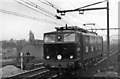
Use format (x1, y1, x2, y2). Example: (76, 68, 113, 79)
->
(107, 1, 110, 65)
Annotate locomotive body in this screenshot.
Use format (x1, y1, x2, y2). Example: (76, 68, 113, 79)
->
(43, 26, 103, 69)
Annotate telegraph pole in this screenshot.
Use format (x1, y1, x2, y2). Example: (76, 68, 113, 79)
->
(106, 0, 111, 70)
(107, 0, 110, 61)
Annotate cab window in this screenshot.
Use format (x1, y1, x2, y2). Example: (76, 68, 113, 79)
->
(64, 33, 75, 42)
(44, 34, 55, 43)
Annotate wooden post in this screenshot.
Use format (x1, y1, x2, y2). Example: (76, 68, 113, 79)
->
(20, 52, 23, 70)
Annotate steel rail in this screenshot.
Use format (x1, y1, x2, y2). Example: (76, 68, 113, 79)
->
(96, 47, 118, 65)
(5, 66, 49, 79)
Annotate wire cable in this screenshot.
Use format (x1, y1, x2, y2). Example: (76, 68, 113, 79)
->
(0, 9, 62, 25)
(26, 0, 66, 23)
(22, 0, 71, 25)
(40, 0, 58, 10)
(63, 0, 93, 27)
(65, 0, 106, 32)
(18, 0, 54, 18)
(41, 0, 81, 25)
(43, 0, 76, 25)
(15, 0, 66, 25)
(15, 0, 53, 18)
(26, 0, 55, 17)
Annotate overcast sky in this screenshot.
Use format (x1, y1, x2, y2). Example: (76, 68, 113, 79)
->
(0, 0, 119, 41)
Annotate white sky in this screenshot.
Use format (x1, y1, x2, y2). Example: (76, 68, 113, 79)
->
(0, 0, 119, 41)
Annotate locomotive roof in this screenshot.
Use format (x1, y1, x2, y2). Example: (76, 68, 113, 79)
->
(55, 26, 89, 33)
(44, 26, 102, 37)
(44, 26, 88, 34)
(44, 30, 102, 37)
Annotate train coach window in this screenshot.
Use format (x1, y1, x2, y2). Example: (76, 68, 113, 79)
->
(64, 33, 75, 42)
(91, 46, 94, 52)
(85, 46, 89, 53)
(44, 34, 55, 43)
(90, 36, 95, 44)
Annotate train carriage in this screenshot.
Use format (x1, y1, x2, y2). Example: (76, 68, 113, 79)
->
(43, 26, 103, 70)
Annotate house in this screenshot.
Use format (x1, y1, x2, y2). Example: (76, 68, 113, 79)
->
(2, 41, 17, 59)
(21, 40, 43, 60)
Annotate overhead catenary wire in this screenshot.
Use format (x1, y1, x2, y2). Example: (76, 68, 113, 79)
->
(43, 0, 76, 25)
(26, 0, 72, 25)
(46, 0, 92, 26)
(38, 0, 73, 25)
(56, 0, 108, 29)
(0, 9, 62, 25)
(15, 0, 65, 25)
(65, 0, 93, 25)
(38, 0, 58, 10)
(18, 0, 54, 18)
(26, 0, 55, 17)
(40, 0, 80, 26)
(15, 0, 53, 18)
(17, 0, 64, 24)
(65, 0, 107, 31)
(77, 0, 107, 29)
(27, 0, 69, 24)
(65, 0, 91, 24)
(64, 0, 94, 28)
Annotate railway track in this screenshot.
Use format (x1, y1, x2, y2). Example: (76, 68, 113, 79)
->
(95, 45, 118, 65)
(3, 63, 59, 79)
(4, 66, 49, 79)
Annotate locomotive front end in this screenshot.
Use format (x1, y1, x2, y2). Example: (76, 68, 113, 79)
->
(43, 31, 77, 69)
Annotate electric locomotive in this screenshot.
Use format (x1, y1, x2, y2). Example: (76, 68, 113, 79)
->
(43, 25, 103, 70)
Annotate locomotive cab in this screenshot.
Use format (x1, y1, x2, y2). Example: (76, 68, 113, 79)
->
(44, 32, 77, 58)
(43, 26, 84, 68)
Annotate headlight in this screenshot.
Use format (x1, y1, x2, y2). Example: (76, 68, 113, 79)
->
(46, 56, 50, 59)
(57, 55, 62, 60)
(70, 55, 73, 59)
